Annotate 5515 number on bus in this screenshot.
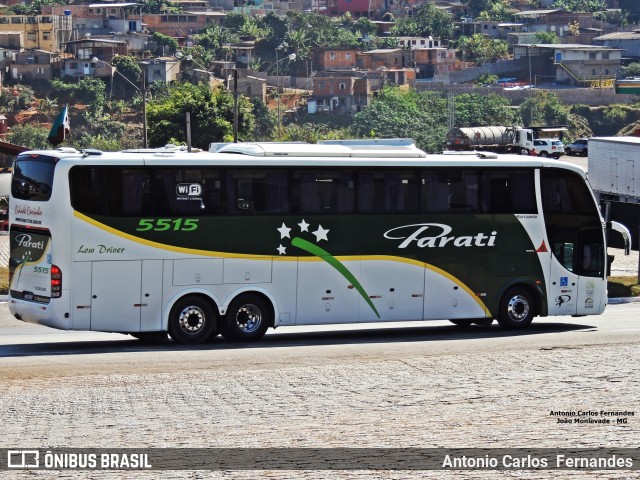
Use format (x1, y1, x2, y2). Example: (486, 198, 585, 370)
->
(136, 219, 199, 232)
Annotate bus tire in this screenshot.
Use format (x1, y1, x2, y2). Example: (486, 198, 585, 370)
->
(221, 293, 270, 342)
(497, 287, 535, 329)
(168, 295, 217, 345)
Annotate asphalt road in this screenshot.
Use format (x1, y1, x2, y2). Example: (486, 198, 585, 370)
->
(1, 303, 639, 378)
(0, 303, 638, 479)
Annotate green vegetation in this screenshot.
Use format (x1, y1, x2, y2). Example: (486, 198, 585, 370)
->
(0, 267, 6, 294)
(607, 276, 640, 298)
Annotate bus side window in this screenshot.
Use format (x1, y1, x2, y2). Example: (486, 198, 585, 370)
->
(70, 167, 105, 215)
(552, 236, 576, 272)
(358, 170, 417, 214)
(421, 171, 449, 212)
(120, 170, 151, 216)
(481, 170, 536, 214)
(294, 170, 354, 214)
(226, 170, 289, 215)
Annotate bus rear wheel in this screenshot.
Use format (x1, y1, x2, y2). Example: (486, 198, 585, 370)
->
(221, 293, 270, 342)
(497, 287, 535, 329)
(169, 295, 217, 345)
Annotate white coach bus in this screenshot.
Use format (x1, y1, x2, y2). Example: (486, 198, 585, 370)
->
(7, 142, 628, 344)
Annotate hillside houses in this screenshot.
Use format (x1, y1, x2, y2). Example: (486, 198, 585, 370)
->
(0, 1, 635, 117)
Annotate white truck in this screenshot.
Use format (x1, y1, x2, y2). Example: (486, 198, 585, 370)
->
(445, 126, 535, 155)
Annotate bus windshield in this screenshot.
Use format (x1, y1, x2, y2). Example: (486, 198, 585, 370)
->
(11, 154, 58, 202)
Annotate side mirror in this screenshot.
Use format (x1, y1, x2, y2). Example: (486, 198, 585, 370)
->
(607, 221, 631, 255)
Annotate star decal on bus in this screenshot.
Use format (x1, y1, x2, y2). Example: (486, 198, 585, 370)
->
(275, 220, 380, 319)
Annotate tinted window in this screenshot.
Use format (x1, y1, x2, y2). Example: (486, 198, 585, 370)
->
(70, 167, 152, 217)
(541, 169, 598, 216)
(12, 155, 57, 201)
(481, 170, 536, 214)
(293, 170, 354, 214)
(541, 169, 603, 277)
(226, 170, 289, 215)
(156, 168, 222, 216)
(421, 169, 480, 213)
(358, 170, 418, 213)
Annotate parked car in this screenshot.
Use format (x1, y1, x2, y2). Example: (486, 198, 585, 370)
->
(533, 139, 565, 159)
(565, 139, 588, 156)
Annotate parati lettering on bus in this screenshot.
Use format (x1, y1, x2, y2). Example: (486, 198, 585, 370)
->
(384, 223, 497, 249)
(77, 245, 125, 254)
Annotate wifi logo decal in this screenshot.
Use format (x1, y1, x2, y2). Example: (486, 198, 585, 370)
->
(276, 220, 380, 318)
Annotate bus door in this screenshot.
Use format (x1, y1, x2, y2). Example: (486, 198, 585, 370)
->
(73, 260, 163, 332)
(541, 169, 606, 316)
(547, 228, 605, 315)
(547, 230, 579, 316)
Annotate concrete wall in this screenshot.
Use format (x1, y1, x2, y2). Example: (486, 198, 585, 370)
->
(415, 82, 637, 106)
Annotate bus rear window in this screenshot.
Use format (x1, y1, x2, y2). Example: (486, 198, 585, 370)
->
(12, 155, 58, 201)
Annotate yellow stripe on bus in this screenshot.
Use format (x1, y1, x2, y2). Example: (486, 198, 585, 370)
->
(74, 211, 489, 315)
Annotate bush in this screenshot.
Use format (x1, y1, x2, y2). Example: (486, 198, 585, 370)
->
(608, 276, 640, 297)
(0, 266, 7, 294)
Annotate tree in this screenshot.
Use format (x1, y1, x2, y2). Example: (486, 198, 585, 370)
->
(454, 34, 509, 65)
(351, 86, 448, 153)
(142, 0, 180, 14)
(8, 124, 50, 149)
(534, 31, 559, 44)
(453, 93, 518, 127)
(147, 82, 255, 148)
(250, 98, 276, 140)
(552, 0, 606, 12)
(518, 91, 570, 127)
(619, 0, 640, 23)
(112, 55, 143, 99)
(476, 0, 515, 22)
(622, 62, 640, 78)
(391, 3, 454, 39)
(151, 32, 178, 55)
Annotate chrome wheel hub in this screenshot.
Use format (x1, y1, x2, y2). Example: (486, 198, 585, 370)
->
(507, 295, 529, 322)
(178, 305, 206, 334)
(234, 304, 262, 333)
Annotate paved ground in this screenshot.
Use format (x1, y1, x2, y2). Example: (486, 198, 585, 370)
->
(1, 316, 638, 479)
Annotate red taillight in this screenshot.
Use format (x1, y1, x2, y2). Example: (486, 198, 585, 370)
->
(51, 265, 62, 298)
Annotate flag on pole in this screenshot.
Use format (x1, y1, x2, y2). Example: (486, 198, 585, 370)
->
(47, 104, 70, 146)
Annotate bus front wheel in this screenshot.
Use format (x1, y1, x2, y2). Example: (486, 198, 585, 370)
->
(168, 295, 218, 345)
(221, 293, 271, 342)
(497, 287, 535, 329)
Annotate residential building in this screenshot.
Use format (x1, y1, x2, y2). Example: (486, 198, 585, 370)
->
(356, 48, 412, 70)
(513, 44, 622, 88)
(311, 71, 370, 114)
(142, 12, 225, 39)
(313, 48, 358, 71)
(514, 9, 594, 37)
(139, 57, 180, 84)
(42, 4, 143, 37)
(396, 37, 443, 49)
(412, 47, 457, 79)
(61, 38, 128, 80)
(0, 14, 72, 52)
(594, 30, 640, 60)
(0, 31, 23, 50)
(12, 49, 59, 82)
